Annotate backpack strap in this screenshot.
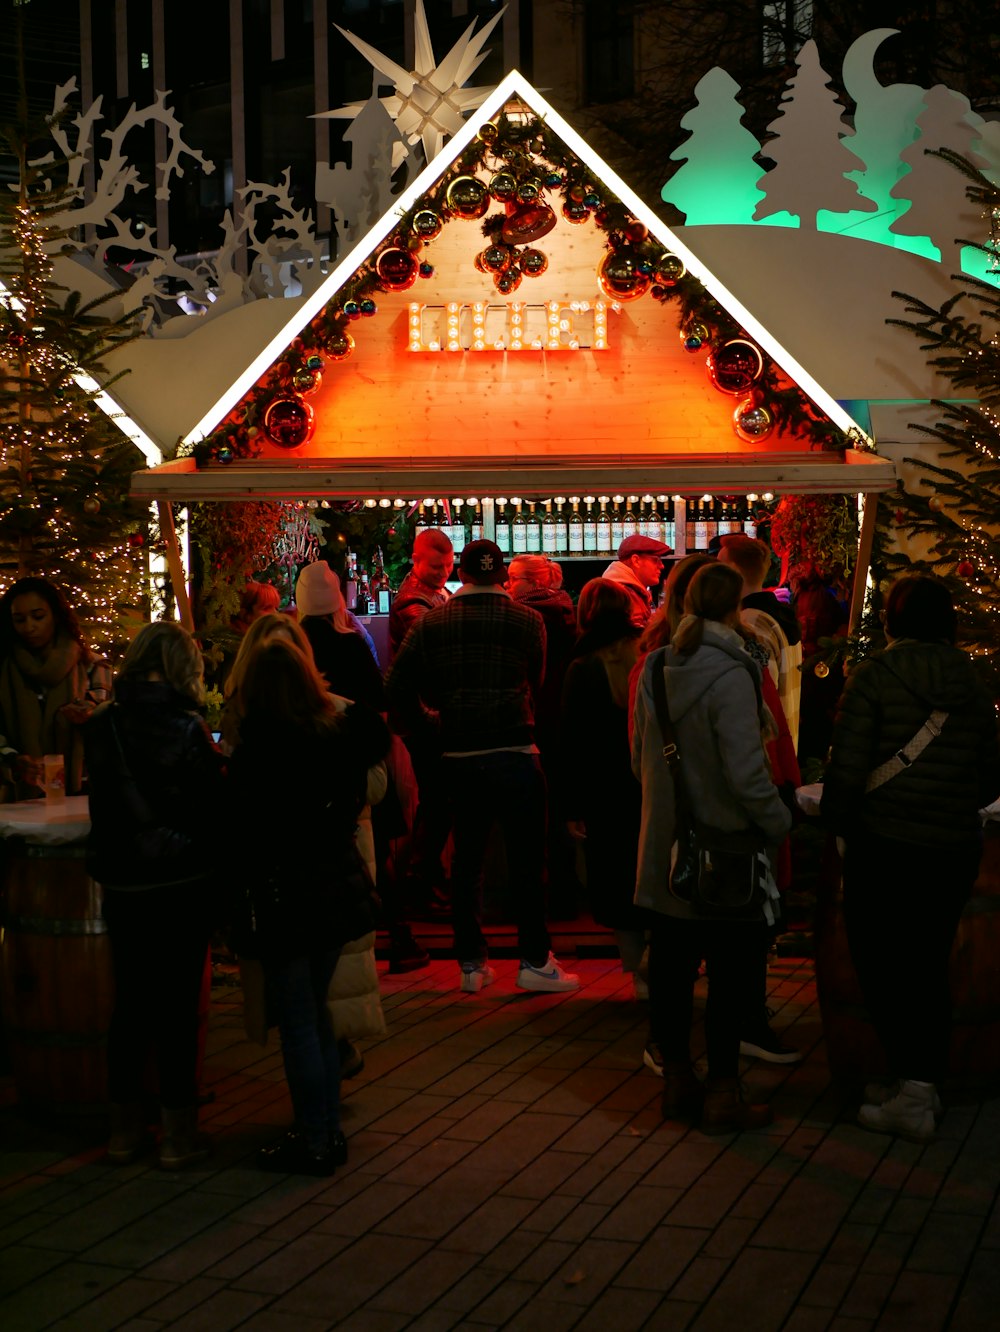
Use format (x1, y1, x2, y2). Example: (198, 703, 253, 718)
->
(865, 709, 949, 793)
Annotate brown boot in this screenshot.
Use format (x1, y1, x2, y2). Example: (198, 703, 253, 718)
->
(661, 1063, 704, 1121)
(159, 1106, 211, 1170)
(107, 1102, 153, 1165)
(701, 1078, 773, 1135)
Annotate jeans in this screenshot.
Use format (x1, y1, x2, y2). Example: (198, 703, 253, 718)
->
(104, 881, 209, 1109)
(266, 948, 342, 1153)
(843, 831, 979, 1083)
(445, 751, 550, 967)
(648, 914, 770, 1080)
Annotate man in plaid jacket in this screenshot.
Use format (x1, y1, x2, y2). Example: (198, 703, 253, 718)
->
(385, 541, 579, 995)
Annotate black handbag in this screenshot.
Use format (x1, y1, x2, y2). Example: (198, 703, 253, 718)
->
(650, 657, 777, 924)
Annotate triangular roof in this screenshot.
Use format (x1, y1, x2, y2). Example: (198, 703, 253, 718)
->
(133, 71, 895, 499)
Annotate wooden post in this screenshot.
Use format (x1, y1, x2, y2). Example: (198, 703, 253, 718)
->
(849, 492, 879, 635)
(156, 501, 194, 631)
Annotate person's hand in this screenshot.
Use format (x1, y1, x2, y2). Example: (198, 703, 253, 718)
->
(566, 819, 587, 841)
(14, 755, 43, 788)
(60, 700, 95, 725)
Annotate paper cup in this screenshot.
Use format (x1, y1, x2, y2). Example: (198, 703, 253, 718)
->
(42, 754, 65, 801)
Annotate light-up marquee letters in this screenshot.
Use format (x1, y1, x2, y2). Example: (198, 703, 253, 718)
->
(407, 300, 613, 352)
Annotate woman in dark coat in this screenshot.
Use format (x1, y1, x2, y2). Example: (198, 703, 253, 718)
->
(228, 637, 390, 1176)
(84, 622, 225, 1169)
(561, 579, 645, 981)
(823, 574, 1000, 1142)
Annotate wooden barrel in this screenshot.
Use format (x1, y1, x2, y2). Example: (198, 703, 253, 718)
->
(0, 844, 114, 1109)
(815, 833, 1000, 1087)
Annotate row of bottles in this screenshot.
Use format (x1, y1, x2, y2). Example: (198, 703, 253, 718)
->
(685, 496, 757, 551)
(345, 546, 393, 615)
(412, 493, 760, 560)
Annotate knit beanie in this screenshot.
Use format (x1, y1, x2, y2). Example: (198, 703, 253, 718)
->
(295, 561, 344, 618)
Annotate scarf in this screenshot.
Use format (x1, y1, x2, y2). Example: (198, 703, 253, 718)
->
(0, 635, 88, 795)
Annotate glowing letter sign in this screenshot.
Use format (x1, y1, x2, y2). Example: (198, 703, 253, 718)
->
(408, 300, 612, 352)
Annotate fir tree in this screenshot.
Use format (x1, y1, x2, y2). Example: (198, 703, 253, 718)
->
(884, 151, 1000, 693)
(0, 57, 147, 653)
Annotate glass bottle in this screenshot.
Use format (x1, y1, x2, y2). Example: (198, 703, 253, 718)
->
(583, 496, 598, 553)
(694, 499, 709, 550)
(554, 497, 569, 556)
(356, 569, 371, 615)
(526, 500, 543, 553)
(372, 546, 392, 614)
(646, 496, 663, 544)
(495, 497, 511, 554)
(512, 498, 528, 553)
(568, 497, 584, 554)
(542, 499, 558, 554)
(596, 497, 612, 554)
(345, 550, 358, 611)
(610, 494, 625, 548)
(449, 498, 466, 554)
(703, 495, 718, 545)
(622, 496, 638, 541)
(661, 496, 676, 551)
(469, 498, 484, 542)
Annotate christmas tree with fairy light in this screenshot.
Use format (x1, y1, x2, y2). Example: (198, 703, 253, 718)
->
(0, 74, 148, 654)
(883, 150, 1000, 695)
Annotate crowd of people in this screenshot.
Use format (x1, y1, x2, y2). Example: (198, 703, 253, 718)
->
(0, 520, 995, 1172)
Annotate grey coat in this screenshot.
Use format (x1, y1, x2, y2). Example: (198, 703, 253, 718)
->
(631, 622, 793, 919)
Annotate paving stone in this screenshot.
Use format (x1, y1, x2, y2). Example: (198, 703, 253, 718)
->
(687, 1247, 816, 1331)
(142, 1276, 227, 1322)
(780, 1305, 834, 1331)
(479, 1236, 576, 1283)
(752, 1164, 868, 1253)
(0, 1242, 67, 1297)
(906, 1209, 983, 1275)
(549, 1200, 608, 1243)
(237, 1312, 334, 1332)
(442, 1196, 539, 1256)
(0, 1260, 132, 1332)
(882, 1197, 933, 1236)
(157, 1288, 270, 1331)
(270, 1234, 432, 1319)
(83, 1186, 248, 1267)
(503, 1299, 584, 1332)
(590, 1184, 681, 1243)
(799, 1262, 855, 1310)
(456, 1276, 535, 1325)
(499, 1150, 587, 1200)
(314, 1181, 421, 1237)
(867, 1269, 960, 1330)
(571, 1284, 662, 1330)
(670, 1255, 731, 1305)
(44, 1276, 176, 1330)
(369, 1244, 482, 1316)
(949, 1249, 1000, 1331)
(700, 1216, 758, 1261)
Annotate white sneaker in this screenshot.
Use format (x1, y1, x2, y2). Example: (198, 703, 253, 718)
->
(857, 1079, 937, 1143)
(864, 1078, 942, 1118)
(460, 962, 496, 994)
(516, 953, 580, 993)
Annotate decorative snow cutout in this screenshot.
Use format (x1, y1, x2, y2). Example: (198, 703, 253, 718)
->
(825, 29, 927, 245)
(315, 0, 504, 168)
(662, 69, 764, 225)
(754, 41, 874, 228)
(316, 86, 417, 247)
(889, 86, 990, 268)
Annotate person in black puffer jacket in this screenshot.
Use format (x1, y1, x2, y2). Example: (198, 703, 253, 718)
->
(84, 622, 226, 1170)
(822, 574, 1000, 1143)
(228, 637, 390, 1177)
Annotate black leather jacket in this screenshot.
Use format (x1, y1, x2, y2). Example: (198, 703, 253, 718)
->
(84, 679, 226, 888)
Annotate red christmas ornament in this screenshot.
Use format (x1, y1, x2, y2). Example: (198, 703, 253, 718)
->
(707, 339, 765, 394)
(375, 247, 418, 291)
(501, 202, 557, 245)
(957, 560, 975, 579)
(263, 396, 315, 450)
(128, 533, 145, 548)
(326, 330, 355, 362)
(597, 247, 651, 302)
(894, 508, 905, 523)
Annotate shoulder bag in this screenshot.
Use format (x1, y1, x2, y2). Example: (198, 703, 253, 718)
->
(650, 659, 778, 925)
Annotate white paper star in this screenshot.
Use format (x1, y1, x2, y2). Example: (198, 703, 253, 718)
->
(315, 0, 505, 167)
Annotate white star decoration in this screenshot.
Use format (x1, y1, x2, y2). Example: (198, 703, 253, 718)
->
(315, 0, 505, 167)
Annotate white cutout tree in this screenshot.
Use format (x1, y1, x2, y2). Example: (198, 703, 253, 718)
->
(889, 85, 990, 268)
(754, 41, 875, 229)
(661, 68, 764, 225)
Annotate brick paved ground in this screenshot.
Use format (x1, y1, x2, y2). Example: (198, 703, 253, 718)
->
(3, 956, 1000, 1331)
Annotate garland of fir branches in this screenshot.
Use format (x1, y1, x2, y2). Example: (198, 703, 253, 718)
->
(187, 110, 853, 467)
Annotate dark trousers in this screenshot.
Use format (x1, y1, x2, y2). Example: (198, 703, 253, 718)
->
(843, 831, 979, 1083)
(266, 947, 342, 1154)
(445, 751, 551, 967)
(403, 741, 453, 894)
(104, 882, 209, 1109)
(648, 914, 770, 1079)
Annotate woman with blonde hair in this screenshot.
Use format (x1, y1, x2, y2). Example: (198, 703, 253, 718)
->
(632, 562, 792, 1132)
(84, 621, 225, 1169)
(222, 612, 308, 750)
(228, 637, 390, 1175)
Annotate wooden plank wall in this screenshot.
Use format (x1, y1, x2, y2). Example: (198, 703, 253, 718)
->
(256, 199, 811, 464)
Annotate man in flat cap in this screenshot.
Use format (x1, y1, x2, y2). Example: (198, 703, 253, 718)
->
(603, 533, 673, 628)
